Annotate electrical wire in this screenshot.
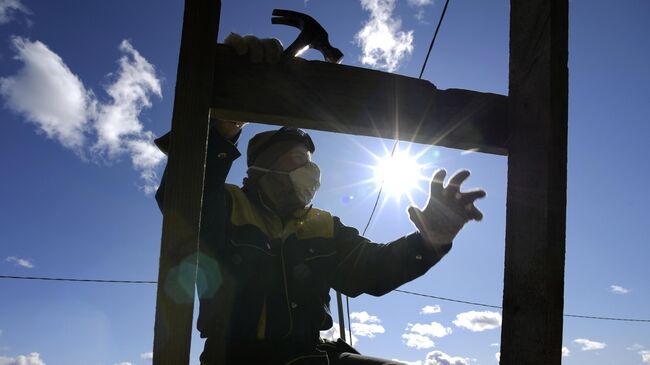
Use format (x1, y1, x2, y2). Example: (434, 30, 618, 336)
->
(0, 275, 156, 284)
(2, 274, 649, 323)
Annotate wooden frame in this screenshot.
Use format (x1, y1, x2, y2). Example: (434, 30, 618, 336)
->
(153, 1, 568, 364)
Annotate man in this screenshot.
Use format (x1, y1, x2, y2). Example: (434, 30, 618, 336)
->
(155, 34, 485, 365)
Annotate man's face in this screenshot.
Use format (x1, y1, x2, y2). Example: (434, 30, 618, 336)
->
(257, 144, 312, 214)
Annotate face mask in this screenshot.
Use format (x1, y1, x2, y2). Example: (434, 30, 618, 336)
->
(250, 161, 321, 207)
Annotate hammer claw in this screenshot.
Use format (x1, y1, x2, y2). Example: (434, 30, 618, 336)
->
(271, 8, 344, 63)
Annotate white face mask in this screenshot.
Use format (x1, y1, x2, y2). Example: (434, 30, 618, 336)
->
(250, 162, 321, 207)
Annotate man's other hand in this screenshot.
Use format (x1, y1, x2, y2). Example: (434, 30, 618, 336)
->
(224, 33, 283, 64)
(408, 169, 486, 248)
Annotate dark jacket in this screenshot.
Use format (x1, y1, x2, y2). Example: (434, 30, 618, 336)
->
(156, 127, 451, 365)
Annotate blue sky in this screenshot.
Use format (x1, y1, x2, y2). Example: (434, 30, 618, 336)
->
(0, 0, 649, 364)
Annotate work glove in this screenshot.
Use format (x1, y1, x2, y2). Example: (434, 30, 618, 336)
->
(408, 169, 486, 248)
(223, 32, 284, 64)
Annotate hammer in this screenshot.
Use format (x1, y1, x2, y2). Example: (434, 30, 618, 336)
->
(272, 9, 344, 64)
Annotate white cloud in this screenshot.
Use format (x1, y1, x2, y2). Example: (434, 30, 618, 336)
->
(392, 360, 422, 365)
(573, 338, 606, 351)
(350, 311, 381, 323)
(0, 352, 46, 365)
(495, 352, 500, 362)
(562, 346, 570, 357)
(0, 0, 29, 24)
(351, 322, 385, 338)
(627, 344, 645, 351)
(424, 350, 469, 365)
(94, 40, 161, 155)
(407, 322, 451, 338)
(407, 0, 434, 6)
(402, 332, 435, 349)
(610, 285, 630, 294)
(93, 40, 165, 193)
(452, 311, 502, 332)
(420, 305, 441, 314)
(320, 322, 358, 344)
(355, 0, 413, 72)
(348, 311, 385, 338)
(1, 38, 165, 193)
(113, 363, 132, 365)
(402, 320, 450, 350)
(1, 37, 93, 151)
(490, 343, 499, 347)
(640, 350, 650, 364)
(5, 256, 33, 268)
(140, 352, 153, 361)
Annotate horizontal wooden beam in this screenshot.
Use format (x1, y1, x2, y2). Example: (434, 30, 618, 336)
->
(211, 45, 509, 155)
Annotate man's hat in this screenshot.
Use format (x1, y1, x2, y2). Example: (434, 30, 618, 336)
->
(247, 127, 315, 167)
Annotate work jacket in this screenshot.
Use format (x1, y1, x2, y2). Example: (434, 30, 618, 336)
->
(155, 127, 452, 365)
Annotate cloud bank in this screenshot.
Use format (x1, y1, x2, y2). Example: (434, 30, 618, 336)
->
(1, 37, 165, 193)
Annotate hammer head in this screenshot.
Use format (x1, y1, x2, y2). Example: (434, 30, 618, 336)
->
(272, 9, 344, 64)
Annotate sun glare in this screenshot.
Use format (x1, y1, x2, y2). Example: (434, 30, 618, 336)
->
(372, 147, 430, 201)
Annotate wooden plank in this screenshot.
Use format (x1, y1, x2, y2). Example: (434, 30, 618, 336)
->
(500, 0, 568, 364)
(210, 45, 509, 155)
(152, 0, 221, 364)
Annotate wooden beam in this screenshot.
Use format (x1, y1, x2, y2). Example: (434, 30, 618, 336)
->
(152, 0, 221, 364)
(500, 0, 568, 364)
(210, 45, 509, 155)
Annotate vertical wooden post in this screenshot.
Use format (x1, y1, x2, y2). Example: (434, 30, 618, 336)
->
(152, 1, 221, 364)
(500, 0, 568, 364)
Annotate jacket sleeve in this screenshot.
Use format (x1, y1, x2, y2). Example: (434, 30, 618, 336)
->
(156, 127, 241, 221)
(329, 216, 452, 297)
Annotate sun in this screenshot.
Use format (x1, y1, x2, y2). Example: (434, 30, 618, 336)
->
(371, 145, 431, 201)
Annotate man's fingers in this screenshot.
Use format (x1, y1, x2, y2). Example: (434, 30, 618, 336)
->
(457, 189, 486, 205)
(465, 204, 484, 221)
(430, 169, 446, 195)
(224, 32, 246, 56)
(445, 170, 470, 196)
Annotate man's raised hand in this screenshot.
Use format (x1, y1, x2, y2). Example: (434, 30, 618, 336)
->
(408, 169, 486, 248)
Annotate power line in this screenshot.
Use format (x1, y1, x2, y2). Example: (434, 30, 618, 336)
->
(393, 289, 650, 323)
(419, 0, 451, 79)
(395, 289, 501, 309)
(2, 274, 649, 323)
(0, 275, 156, 284)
